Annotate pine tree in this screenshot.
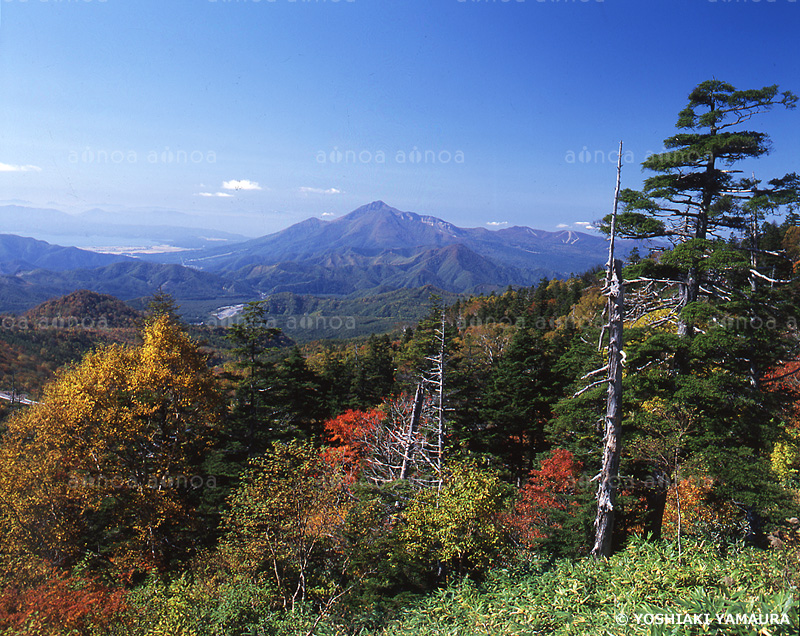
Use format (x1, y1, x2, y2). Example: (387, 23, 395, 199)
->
(607, 80, 799, 341)
(601, 80, 800, 538)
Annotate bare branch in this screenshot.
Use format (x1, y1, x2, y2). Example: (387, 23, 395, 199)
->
(581, 365, 610, 381)
(749, 269, 793, 284)
(573, 377, 608, 398)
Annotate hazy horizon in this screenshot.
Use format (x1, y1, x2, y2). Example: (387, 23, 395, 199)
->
(2, 0, 798, 238)
(0, 199, 607, 254)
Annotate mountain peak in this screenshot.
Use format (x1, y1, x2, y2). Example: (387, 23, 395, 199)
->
(364, 200, 391, 210)
(170, 201, 643, 296)
(342, 200, 402, 219)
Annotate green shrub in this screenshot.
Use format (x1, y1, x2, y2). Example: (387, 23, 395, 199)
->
(380, 537, 798, 635)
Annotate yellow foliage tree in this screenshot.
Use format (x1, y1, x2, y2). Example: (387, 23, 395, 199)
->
(400, 461, 514, 576)
(771, 427, 800, 484)
(0, 315, 222, 579)
(220, 441, 351, 612)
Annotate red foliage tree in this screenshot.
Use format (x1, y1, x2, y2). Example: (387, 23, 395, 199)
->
(321, 408, 385, 481)
(765, 360, 800, 408)
(0, 570, 128, 635)
(506, 448, 583, 546)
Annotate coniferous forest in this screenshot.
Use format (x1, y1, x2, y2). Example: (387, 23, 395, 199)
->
(0, 82, 799, 635)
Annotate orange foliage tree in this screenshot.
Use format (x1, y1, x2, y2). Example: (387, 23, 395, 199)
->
(321, 408, 385, 481)
(0, 569, 128, 636)
(661, 474, 741, 541)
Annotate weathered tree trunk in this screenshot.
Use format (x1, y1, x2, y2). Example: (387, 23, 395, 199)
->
(676, 265, 698, 339)
(592, 141, 624, 559)
(748, 198, 760, 389)
(435, 310, 446, 486)
(592, 258, 624, 558)
(399, 382, 425, 480)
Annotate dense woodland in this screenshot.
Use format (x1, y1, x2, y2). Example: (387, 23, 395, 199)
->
(0, 81, 799, 634)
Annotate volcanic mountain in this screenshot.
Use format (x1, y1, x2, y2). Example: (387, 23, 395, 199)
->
(160, 201, 634, 295)
(0, 202, 641, 316)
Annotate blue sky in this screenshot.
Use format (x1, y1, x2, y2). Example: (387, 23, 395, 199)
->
(1, 0, 798, 237)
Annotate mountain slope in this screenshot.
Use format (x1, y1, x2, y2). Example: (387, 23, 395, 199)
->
(0, 234, 132, 274)
(154, 201, 634, 295)
(25, 289, 142, 328)
(16, 261, 255, 300)
(0, 260, 257, 315)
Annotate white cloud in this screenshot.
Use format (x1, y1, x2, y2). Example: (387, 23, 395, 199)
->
(556, 221, 595, 231)
(222, 179, 262, 191)
(0, 162, 42, 172)
(486, 221, 508, 227)
(197, 192, 234, 198)
(299, 187, 342, 195)
(321, 212, 337, 217)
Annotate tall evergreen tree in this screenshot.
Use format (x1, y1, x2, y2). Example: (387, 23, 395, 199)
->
(601, 80, 800, 538)
(227, 301, 283, 456)
(608, 79, 798, 339)
(350, 334, 395, 409)
(481, 327, 558, 477)
(265, 346, 326, 442)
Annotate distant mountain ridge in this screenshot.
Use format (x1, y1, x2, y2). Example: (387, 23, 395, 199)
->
(148, 200, 635, 295)
(0, 234, 132, 275)
(0, 201, 642, 319)
(176, 200, 612, 269)
(0, 258, 254, 314)
(0, 205, 249, 251)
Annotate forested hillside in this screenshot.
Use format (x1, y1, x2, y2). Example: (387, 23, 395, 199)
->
(0, 290, 234, 401)
(0, 81, 798, 635)
(0, 264, 797, 633)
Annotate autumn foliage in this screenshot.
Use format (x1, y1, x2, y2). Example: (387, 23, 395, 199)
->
(661, 475, 742, 540)
(764, 361, 800, 483)
(220, 441, 352, 612)
(0, 570, 128, 636)
(0, 315, 222, 577)
(321, 408, 384, 481)
(506, 449, 583, 547)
